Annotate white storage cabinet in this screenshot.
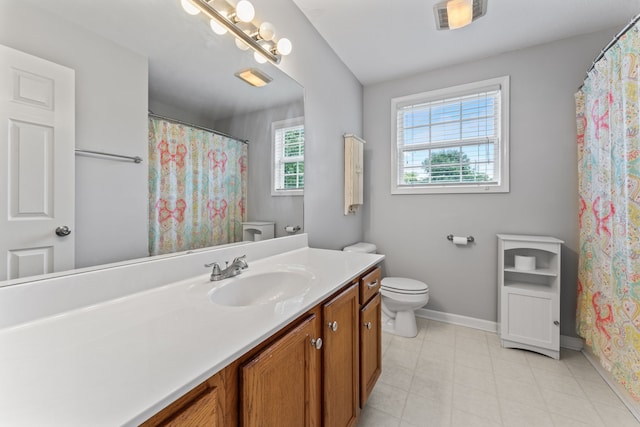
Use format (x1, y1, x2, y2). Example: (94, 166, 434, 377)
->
(497, 234, 564, 359)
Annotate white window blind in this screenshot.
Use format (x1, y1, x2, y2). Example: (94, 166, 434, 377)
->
(272, 117, 304, 195)
(391, 76, 509, 194)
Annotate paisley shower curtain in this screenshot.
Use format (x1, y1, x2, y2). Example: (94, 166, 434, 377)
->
(575, 20, 640, 400)
(148, 117, 247, 256)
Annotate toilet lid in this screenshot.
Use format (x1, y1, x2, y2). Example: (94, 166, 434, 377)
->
(381, 277, 429, 294)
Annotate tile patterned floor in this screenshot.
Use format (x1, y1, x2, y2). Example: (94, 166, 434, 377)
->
(358, 319, 639, 427)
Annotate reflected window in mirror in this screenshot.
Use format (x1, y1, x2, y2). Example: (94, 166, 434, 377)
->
(272, 117, 305, 196)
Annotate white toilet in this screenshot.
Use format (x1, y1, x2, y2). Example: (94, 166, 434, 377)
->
(343, 242, 429, 338)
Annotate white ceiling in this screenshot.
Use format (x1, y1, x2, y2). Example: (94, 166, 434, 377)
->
(292, 0, 640, 85)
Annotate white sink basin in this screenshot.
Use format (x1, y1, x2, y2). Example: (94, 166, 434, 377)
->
(208, 267, 315, 307)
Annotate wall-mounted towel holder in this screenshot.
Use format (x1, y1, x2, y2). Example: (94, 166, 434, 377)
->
(447, 234, 474, 243)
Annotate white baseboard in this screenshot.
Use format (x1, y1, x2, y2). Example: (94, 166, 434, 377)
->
(582, 347, 640, 422)
(560, 335, 584, 351)
(415, 308, 498, 332)
(415, 308, 583, 350)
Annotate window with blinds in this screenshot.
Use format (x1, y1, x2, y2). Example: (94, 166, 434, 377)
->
(272, 117, 304, 196)
(391, 76, 510, 194)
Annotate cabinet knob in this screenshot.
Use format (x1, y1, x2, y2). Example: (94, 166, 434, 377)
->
(327, 321, 338, 332)
(364, 321, 372, 330)
(553, 321, 560, 326)
(310, 337, 323, 350)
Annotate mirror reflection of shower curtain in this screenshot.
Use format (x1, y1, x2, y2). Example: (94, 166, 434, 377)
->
(575, 21, 639, 400)
(148, 117, 247, 256)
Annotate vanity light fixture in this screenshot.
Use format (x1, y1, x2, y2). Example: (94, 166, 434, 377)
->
(234, 68, 273, 87)
(434, 0, 487, 30)
(181, 0, 292, 64)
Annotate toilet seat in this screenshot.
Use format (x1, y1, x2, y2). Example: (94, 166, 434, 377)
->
(381, 277, 429, 295)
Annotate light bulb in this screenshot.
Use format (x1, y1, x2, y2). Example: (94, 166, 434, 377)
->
(254, 42, 268, 63)
(276, 38, 292, 56)
(235, 30, 252, 51)
(209, 12, 228, 35)
(180, 0, 200, 15)
(447, 0, 473, 30)
(235, 0, 255, 23)
(254, 51, 268, 64)
(259, 22, 276, 41)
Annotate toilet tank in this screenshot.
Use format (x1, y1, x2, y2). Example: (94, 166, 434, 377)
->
(242, 221, 275, 241)
(342, 242, 377, 254)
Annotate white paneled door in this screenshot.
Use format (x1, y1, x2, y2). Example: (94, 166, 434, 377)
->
(0, 44, 75, 281)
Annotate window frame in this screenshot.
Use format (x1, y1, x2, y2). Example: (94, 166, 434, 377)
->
(271, 116, 305, 196)
(390, 76, 510, 195)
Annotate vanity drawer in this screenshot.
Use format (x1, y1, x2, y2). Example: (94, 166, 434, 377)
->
(359, 267, 381, 304)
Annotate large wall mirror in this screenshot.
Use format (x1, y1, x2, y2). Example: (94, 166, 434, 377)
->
(0, 0, 304, 286)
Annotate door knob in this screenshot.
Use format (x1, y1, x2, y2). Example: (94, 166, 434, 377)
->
(55, 226, 71, 236)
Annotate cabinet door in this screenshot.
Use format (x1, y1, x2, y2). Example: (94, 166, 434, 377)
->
(502, 288, 559, 350)
(323, 284, 359, 427)
(360, 292, 381, 407)
(141, 370, 226, 427)
(241, 314, 321, 427)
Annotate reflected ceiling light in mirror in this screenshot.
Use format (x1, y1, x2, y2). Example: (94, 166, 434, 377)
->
(235, 68, 273, 87)
(210, 11, 229, 35)
(235, 30, 251, 51)
(181, 0, 201, 15)
(259, 22, 276, 41)
(276, 38, 292, 56)
(182, 0, 292, 64)
(254, 42, 268, 64)
(235, 0, 255, 22)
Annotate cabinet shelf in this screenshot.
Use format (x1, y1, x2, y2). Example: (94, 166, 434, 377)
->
(503, 266, 558, 277)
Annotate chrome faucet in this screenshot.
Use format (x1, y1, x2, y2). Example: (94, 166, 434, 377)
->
(205, 255, 248, 281)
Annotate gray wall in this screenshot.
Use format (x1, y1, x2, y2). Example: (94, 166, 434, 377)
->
(216, 101, 305, 238)
(0, 1, 149, 269)
(270, 0, 365, 250)
(362, 28, 617, 337)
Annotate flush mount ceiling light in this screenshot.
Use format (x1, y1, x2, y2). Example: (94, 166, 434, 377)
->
(181, 0, 292, 64)
(234, 68, 273, 87)
(434, 0, 487, 30)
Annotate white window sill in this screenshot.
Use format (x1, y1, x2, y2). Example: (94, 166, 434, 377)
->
(391, 182, 509, 195)
(271, 190, 304, 197)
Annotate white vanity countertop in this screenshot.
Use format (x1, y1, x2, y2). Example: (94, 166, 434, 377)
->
(0, 247, 383, 426)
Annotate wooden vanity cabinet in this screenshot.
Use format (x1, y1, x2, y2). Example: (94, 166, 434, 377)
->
(359, 267, 382, 407)
(240, 313, 322, 427)
(140, 369, 228, 427)
(322, 283, 359, 427)
(360, 292, 381, 406)
(141, 266, 382, 427)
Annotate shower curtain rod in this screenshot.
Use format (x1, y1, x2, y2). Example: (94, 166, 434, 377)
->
(148, 112, 249, 144)
(580, 13, 640, 86)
